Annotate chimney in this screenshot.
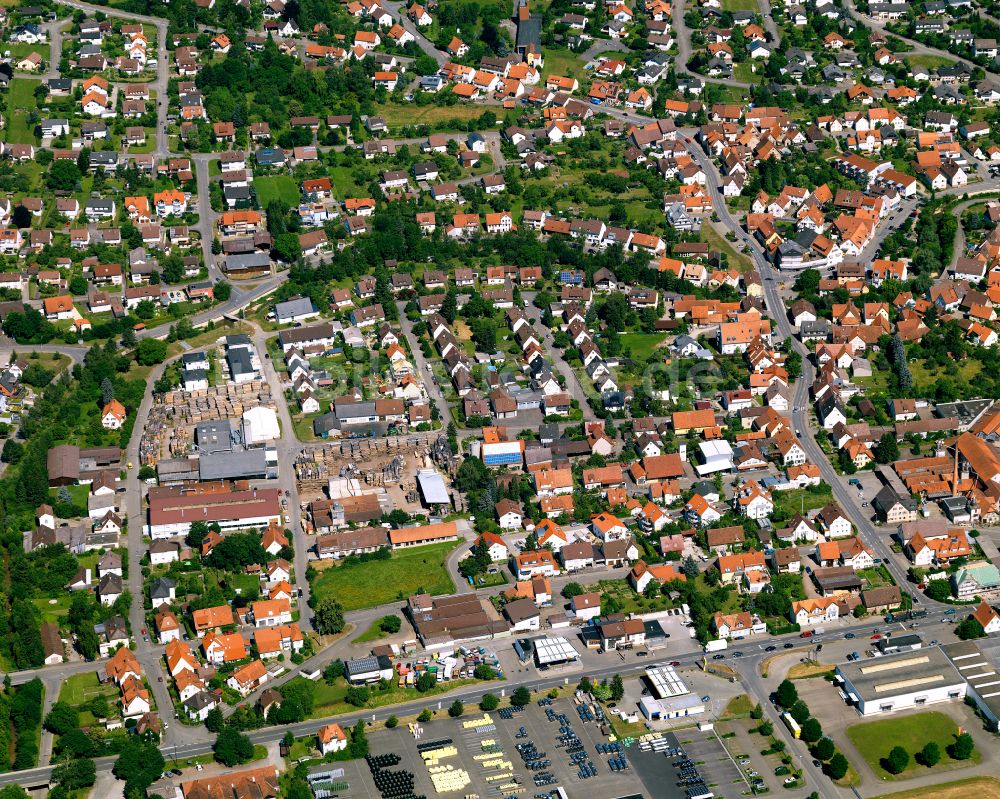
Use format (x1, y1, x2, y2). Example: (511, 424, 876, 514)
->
(953, 444, 959, 491)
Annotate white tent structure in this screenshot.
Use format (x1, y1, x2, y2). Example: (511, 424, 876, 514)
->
(242, 406, 280, 445)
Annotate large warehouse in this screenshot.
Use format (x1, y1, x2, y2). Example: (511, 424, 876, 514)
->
(835, 647, 967, 716)
(942, 641, 1000, 732)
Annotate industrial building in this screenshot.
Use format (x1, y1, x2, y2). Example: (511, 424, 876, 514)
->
(638, 666, 706, 721)
(942, 641, 1000, 731)
(480, 427, 525, 466)
(512, 635, 580, 668)
(835, 647, 967, 716)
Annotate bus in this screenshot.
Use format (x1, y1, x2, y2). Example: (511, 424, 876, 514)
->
(782, 712, 801, 739)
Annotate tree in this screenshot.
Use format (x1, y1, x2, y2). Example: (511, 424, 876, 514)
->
(2, 438, 23, 464)
(956, 617, 986, 640)
(925, 579, 952, 602)
(950, 732, 975, 760)
(68, 274, 89, 296)
(826, 752, 849, 780)
(561, 582, 584, 599)
(757, 720, 773, 736)
(379, 615, 401, 634)
(776, 680, 798, 709)
(511, 686, 531, 707)
(213, 727, 254, 767)
(43, 702, 79, 735)
(345, 686, 370, 707)
(473, 664, 495, 680)
(204, 707, 224, 733)
(448, 700, 464, 718)
(323, 659, 345, 682)
(113, 737, 165, 795)
(47, 160, 81, 191)
(385, 715, 398, 728)
(885, 746, 909, 775)
(214, 281, 232, 301)
(313, 597, 346, 635)
(801, 718, 823, 743)
(609, 674, 624, 702)
(136, 338, 167, 365)
(417, 708, 433, 722)
(919, 741, 940, 767)
(814, 737, 835, 761)
(480, 693, 499, 711)
(413, 54, 439, 75)
(874, 432, 900, 463)
(52, 759, 95, 791)
(789, 700, 810, 726)
(416, 671, 436, 692)
(205, 532, 267, 570)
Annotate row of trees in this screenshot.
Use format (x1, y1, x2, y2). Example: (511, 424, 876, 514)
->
(774, 680, 849, 780)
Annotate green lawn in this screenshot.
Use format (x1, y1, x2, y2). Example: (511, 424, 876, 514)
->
(847, 712, 981, 780)
(619, 333, 667, 361)
(8, 77, 40, 144)
(541, 47, 587, 81)
(255, 174, 300, 207)
(59, 671, 118, 707)
(721, 0, 758, 9)
(733, 62, 757, 83)
(701, 222, 753, 272)
(310, 541, 458, 611)
(354, 619, 391, 644)
(373, 102, 494, 129)
(906, 54, 954, 71)
(326, 166, 370, 199)
(771, 485, 833, 525)
(720, 694, 753, 719)
(287, 674, 479, 719)
(33, 595, 72, 623)
(871, 776, 1000, 799)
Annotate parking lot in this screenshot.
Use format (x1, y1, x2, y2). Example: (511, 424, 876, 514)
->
(359, 696, 653, 798)
(324, 693, 778, 799)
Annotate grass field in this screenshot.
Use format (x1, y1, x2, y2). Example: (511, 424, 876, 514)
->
(719, 694, 753, 719)
(906, 54, 954, 71)
(374, 102, 493, 129)
(701, 222, 753, 272)
(354, 617, 394, 644)
(787, 661, 834, 679)
(771, 485, 833, 524)
(311, 541, 458, 611)
(59, 671, 118, 709)
(857, 358, 980, 396)
(733, 62, 757, 83)
(255, 175, 299, 207)
(327, 166, 370, 199)
(8, 78, 40, 144)
(847, 711, 981, 780)
(619, 332, 667, 361)
(541, 47, 587, 80)
(721, 0, 758, 9)
(33, 595, 72, 623)
(286, 674, 479, 718)
(873, 777, 1000, 799)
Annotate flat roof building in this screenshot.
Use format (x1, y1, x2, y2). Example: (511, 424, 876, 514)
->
(942, 641, 1000, 731)
(836, 646, 967, 716)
